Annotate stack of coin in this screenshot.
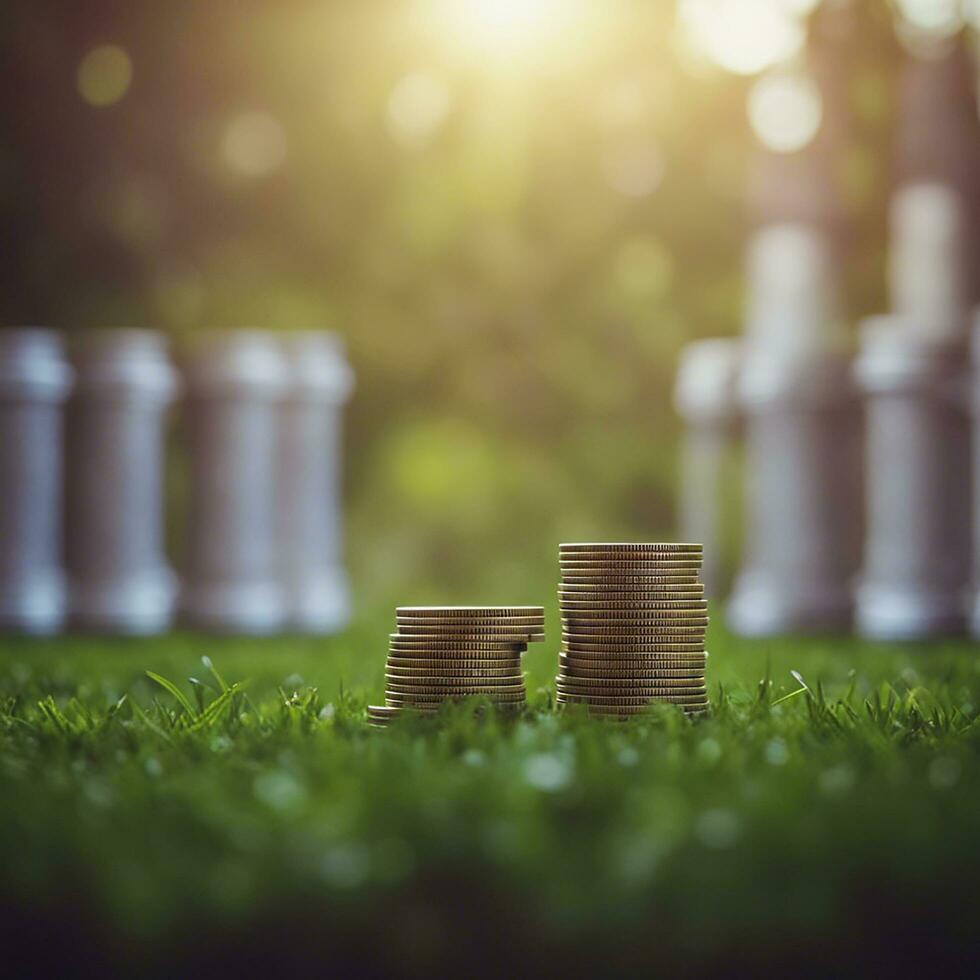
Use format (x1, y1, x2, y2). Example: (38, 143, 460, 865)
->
(367, 606, 545, 726)
(556, 543, 708, 717)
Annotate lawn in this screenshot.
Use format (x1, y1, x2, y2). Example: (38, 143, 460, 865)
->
(1, 611, 978, 975)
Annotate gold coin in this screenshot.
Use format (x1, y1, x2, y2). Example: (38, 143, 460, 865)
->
(385, 691, 526, 705)
(563, 632, 706, 644)
(396, 614, 544, 626)
(560, 667, 706, 678)
(560, 640, 705, 653)
(559, 701, 708, 717)
(560, 657, 705, 669)
(559, 580, 704, 591)
(387, 650, 522, 662)
(561, 610, 709, 621)
(386, 669, 523, 683)
(558, 688, 708, 702)
(562, 636, 706, 647)
(560, 574, 701, 585)
(396, 605, 544, 617)
(388, 654, 525, 665)
(557, 678, 706, 694)
(561, 622, 709, 634)
(367, 705, 401, 717)
(560, 591, 707, 602)
(559, 543, 702, 554)
(555, 667, 705, 694)
(559, 649, 707, 664)
(387, 655, 521, 668)
(557, 693, 708, 707)
(558, 661, 704, 684)
(560, 650, 705, 662)
(394, 621, 544, 632)
(386, 682, 526, 696)
(393, 635, 542, 645)
(563, 620, 707, 632)
(389, 637, 525, 651)
(379, 704, 439, 714)
(386, 672, 524, 685)
(560, 559, 702, 570)
(562, 607, 709, 617)
(557, 666, 704, 688)
(386, 665, 522, 679)
(396, 623, 544, 637)
(559, 592, 705, 604)
(559, 598, 707, 610)
(369, 703, 437, 716)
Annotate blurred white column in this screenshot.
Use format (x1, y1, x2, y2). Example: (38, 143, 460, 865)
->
(853, 45, 977, 640)
(745, 224, 842, 355)
(673, 338, 741, 597)
(65, 330, 179, 633)
(728, 215, 861, 635)
(180, 330, 288, 634)
(727, 348, 860, 636)
(889, 183, 970, 341)
(971, 312, 980, 637)
(887, 46, 978, 345)
(855, 317, 969, 639)
(278, 332, 354, 632)
(0, 329, 73, 634)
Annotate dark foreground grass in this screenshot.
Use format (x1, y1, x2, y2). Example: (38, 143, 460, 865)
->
(1, 617, 978, 976)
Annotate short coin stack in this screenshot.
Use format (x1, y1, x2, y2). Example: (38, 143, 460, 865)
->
(367, 606, 545, 727)
(556, 543, 708, 717)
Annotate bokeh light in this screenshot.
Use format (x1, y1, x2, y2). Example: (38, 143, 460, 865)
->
(894, 0, 964, 37)
(600, 138, 666, 197)
(222, 112, 287, 177)
(77, 44, 132, 107)
(421, 0, 591, 68)
(387, 72, 452, 148)
(748, 72, 823, 152)
(677, 0, 805, 76)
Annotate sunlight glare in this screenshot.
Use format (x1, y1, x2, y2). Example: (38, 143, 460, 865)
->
(895, 0, 964, 37)
(748, 72, 822, 153)
(678, 0, 805, 76)
(423, 0, 587, 66)
(223, 112, 287, 177)
(388, 72, 452, 147)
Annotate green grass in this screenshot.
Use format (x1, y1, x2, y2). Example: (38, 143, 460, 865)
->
(1, 616, 978, 974)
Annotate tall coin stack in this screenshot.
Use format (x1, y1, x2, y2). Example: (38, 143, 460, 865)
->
(367, 606, 545, 727)
(557, 543, 708, 717)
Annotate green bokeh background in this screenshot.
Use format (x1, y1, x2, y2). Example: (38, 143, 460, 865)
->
(0, 1, 907, 610)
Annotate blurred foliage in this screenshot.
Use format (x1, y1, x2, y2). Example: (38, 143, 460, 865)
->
(0, 1, 923, 606)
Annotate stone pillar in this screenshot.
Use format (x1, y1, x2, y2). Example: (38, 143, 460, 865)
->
(0, 329, 73, 634)
(852, 44, 977, 640)
(745, 224, 842, 356)
(673, 338, 741, 597)
(66, 330, 179, 633)
(278, 332, 355, 632)
(727, 195, 860, 634)
(889, 183, 970, 340)
(889, 46, 979, 340)
(727, 350, 860, 635)
(855, 317, 969, 639)
(180, 330, 288, 634)
(971, 312, 980, 637)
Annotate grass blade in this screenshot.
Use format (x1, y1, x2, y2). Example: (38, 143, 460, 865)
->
(145, 671, 197, 719)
